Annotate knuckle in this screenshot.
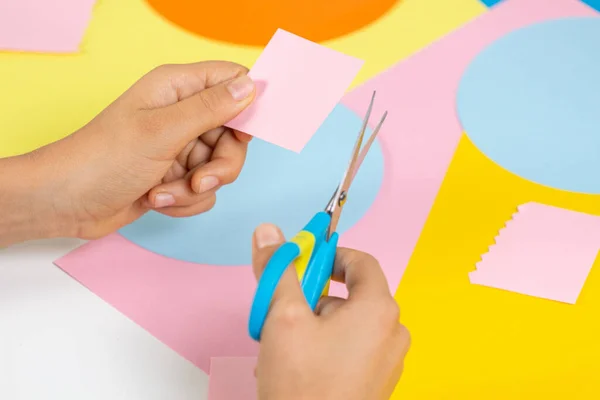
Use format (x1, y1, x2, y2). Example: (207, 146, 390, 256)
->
(340, 248, 380, 269)
(382, 298, 401, 322)
(397, 324, 411, 353)
(198, 90, 220, 114)
(356, 251, 380, 268)
(371, 298, 400, 330)
(150, 64, 175, 76)
(270, 300, 307, 330)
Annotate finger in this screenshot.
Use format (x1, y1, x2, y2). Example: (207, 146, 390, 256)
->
(252, 224, 286, 280)
(196, 126, 226, 148)
(315, 296, 345, 317)
(331, 248, 392, 301)
(148, 178, 216, 208)
(153, 75, 256, 148)
(198, 126, 251, 146)
(190, 131, 248, 193)
(154, 192, 217, 218)
(234, 130, 253, 143)
(131, 61, 250, 107)
(252, 224, 306, 305)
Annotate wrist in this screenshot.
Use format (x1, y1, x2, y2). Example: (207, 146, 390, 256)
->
(0, 150, 77, 246)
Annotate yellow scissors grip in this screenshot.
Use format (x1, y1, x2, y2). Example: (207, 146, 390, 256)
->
(290, 230, 330, 296)
(290, 230, 316, 280)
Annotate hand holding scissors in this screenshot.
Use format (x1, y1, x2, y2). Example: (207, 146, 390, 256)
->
(249, 226, 410, 400)
(248, 91, 388, 341)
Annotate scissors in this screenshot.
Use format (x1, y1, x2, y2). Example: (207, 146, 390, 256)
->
(248, 91, 388, 341)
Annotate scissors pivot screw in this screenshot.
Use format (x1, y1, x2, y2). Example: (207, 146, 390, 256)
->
(338, 191, 347, 206)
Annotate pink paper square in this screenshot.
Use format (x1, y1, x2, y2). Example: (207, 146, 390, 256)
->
(470, 203, 600, 304)
(0, 0, 97, 53)
(226, 29, 364, 153)
(208, 357, 257, 400)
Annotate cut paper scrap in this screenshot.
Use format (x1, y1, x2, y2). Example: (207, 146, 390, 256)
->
(226, 28, 364, 153)
(457, 17, 600, 194)
(208, 358, 257, 400)
(55, 0, 590, 373)
(0, 0, 97, 53)
(338, 0, 589, 298)
(470, 202, 600, 304)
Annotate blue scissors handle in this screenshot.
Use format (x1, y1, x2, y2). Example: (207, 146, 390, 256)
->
(248, 212, 337, 341)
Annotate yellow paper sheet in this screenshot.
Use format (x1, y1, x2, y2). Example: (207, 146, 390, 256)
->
(393, 136, 600, 399)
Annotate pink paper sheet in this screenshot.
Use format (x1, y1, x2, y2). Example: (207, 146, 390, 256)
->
(470, 203, 600, 304)
(0, 0, 96, 53)
(55, 0, 596, 372)
(208, 358, 257, 400)
(226, 29, 364, 153)
(56, 234, 258, 372)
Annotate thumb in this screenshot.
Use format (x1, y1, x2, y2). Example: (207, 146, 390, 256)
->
(157, 75, 255, 147)
(252, 224, 306, 305)
(252, 223, 286, 280)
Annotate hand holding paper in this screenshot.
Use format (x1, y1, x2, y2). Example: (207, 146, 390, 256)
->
(0, 61, 255, 247)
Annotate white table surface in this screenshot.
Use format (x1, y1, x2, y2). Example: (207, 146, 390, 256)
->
(0, 239, 209, 400)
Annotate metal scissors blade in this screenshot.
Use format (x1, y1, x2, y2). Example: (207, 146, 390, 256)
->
(326, 91, 388, 237)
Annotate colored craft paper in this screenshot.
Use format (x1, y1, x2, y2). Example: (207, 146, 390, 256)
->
(225, 28, 364, 153)
(0, 0, 484, 158)
(337, 0, 589, 298)
(208, 358, 257, 400)
(119, 105, 383, 265)
(56, 0, 590, 372)
(0, 0, 97, 53)
(457, 17, 600, 194)
(470, 203, 600, 304)
(55, 234, 259, 372)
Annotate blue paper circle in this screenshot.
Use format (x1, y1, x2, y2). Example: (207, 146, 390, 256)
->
(456, 17, 600, 193)
(119, 104, 385, 265)
(478, 0, 600, 11)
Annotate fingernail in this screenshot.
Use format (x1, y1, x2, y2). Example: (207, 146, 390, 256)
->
(227, 75, 255, 101)
(196, 176, 219, 194)
(154, 193, 175, 208)
(255, 224, 283, 249)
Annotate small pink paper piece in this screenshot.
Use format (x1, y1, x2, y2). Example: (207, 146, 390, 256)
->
(226, 28, 364, 153)
(0, 0, 97, 53)
(208, 357, 257, 400)
(470, 203, 600, 304)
